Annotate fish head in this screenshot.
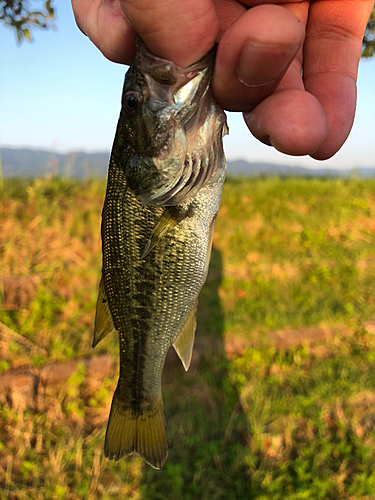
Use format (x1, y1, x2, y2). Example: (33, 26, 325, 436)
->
(120, 40, 213, 157)
(117, 39, 227, 206)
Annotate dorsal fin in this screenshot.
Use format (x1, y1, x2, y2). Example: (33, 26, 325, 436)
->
(173, 301, 197, 371)
(93, 276, 116, 348)
(141, 207, 189, 259)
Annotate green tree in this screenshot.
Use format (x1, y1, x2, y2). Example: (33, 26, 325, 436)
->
(0, 0, 55, 42)
(362, 6, 375, 58)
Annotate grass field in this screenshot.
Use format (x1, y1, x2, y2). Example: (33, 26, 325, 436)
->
(1, 175, 375, 499)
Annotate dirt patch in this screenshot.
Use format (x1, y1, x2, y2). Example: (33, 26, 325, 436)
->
(0, 354, 115, 415)
(224, 324, 355, 358)
(1, 275, 42, 310)
(0, 320, 371, 414)
(269, 325, 353, 348)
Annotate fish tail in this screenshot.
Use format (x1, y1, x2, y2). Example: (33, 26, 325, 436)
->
(104, 387, 168, 469)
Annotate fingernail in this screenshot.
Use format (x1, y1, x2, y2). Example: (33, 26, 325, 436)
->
(236, 40, 298, 88)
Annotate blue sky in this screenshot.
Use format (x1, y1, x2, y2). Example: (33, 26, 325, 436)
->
(1, 0, 374, 170)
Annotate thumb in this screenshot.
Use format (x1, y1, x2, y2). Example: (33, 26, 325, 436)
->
(120, 0, 218, 67)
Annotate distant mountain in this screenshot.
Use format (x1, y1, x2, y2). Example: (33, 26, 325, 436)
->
(1, 148, 110, 179)
(1, 147, 375, 179)
(227, 159, 375, 179)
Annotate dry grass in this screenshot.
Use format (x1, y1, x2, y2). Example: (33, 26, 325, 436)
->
(1, 176, 375, 499)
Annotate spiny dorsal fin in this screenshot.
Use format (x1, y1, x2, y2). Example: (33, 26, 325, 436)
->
(141, 207, 189, 259)
(93, 276, 116, 348)
(173, 301, 197, 371)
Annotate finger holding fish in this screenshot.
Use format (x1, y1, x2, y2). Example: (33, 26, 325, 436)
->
(121, 0, 219, 67)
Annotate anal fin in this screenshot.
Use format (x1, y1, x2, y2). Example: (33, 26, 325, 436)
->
(173, 301, 197, 371)
(93, 276, 116, 348)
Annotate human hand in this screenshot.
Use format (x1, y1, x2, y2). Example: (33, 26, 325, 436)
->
(71, 0, 373, 160)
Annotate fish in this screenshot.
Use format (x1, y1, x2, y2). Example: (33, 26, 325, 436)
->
(93, 39, 228, 469)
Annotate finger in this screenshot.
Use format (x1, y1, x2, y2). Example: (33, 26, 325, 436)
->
(71, 0, 137, 64)
(120, 0, 219, 67)
(240, 0, 306, 5)
(244, 89, 329, 156)
(212, 4, 305, 111)
(213, 0, 247, 42)
(240, 1, 330, 156)
(303, 0, 374, 160)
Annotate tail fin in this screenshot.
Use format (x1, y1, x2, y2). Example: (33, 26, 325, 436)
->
(104, 388, 168, 469)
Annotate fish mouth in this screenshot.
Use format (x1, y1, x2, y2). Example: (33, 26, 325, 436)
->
(136, 38, 214, 101)
(132, 40, 228, 207)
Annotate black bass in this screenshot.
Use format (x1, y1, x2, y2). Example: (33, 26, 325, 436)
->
(94, 40, 227, 469)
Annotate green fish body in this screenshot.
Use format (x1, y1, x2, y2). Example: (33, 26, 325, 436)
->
(94, 40, 227, 469)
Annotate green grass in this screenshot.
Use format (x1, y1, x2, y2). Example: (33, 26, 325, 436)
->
(215, 177, 375, 334)
(1, 176, 375, 499)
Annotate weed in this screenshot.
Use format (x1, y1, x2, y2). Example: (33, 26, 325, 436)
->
(1, 176, 375, 499)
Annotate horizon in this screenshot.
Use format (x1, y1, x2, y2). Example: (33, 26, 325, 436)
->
(2, 146, 375, 176)
(1, 1, 375, 171)
(2, 144, 375, 171)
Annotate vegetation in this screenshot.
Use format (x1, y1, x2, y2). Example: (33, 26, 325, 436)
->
(1, 175, 375, 499)
(363, 6, 375, 58)
(0, 0, 55, 42)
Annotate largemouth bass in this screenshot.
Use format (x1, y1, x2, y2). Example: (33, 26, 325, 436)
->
(94, 40, 227, 469)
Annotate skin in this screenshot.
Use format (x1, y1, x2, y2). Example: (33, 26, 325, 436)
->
(71, 0, 373, 160)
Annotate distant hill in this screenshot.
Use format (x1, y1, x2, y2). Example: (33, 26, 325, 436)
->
(227, 159, 375, 179)
(1, 147, 375, 179)
(1, 148, 110, 179)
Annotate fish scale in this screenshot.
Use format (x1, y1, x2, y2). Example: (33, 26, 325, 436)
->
(93, 40, 227, 468)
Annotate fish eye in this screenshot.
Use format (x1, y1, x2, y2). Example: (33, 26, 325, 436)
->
(123, 91, 142, 114)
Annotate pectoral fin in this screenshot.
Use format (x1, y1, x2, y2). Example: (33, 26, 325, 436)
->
(93, 276, 116, 348)
(141, 207, 189, 259)
(173, 301, 197, 371)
